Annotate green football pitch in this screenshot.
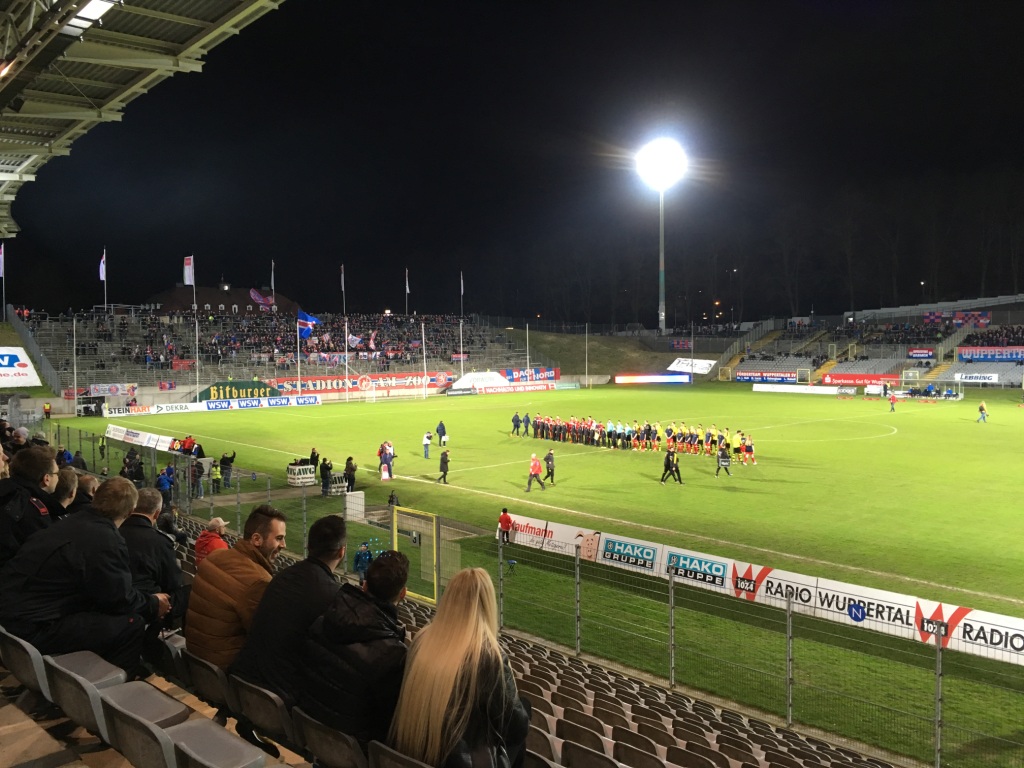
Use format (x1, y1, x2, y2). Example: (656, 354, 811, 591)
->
(70, 383, 1023, 618)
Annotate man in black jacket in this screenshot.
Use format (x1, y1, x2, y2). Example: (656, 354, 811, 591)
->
(0, 445, 63, 567)
(120, 488, 187, 645)
(66, 473, 100, 515)
(230, 515, 345, 708)
(220, 450, 237, 488)
(295, 550, 410, 750)
(0, 477, 170, 671)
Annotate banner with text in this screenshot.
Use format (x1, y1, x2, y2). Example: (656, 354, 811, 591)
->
(907, 348, 935, 359)
(504, 514, 1024, 665)
(89, 383, 139, 397)
(821, 372, 900, 386)
(499, 367, 560, 383)
(103, 395, 321, 418)
(735, 371, 797, 383)
(272, 372, 454, 394)
(957, 346, 1024, 362)
(0, 347, 42, 388)
(954, 372, 999, 383)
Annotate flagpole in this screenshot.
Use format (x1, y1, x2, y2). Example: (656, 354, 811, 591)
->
(1, 244, 5, 322)
(296, 317, 301, 396)
(344, 317, 350, 403)
(405, 268, 409, 316)
(460, 270, 464, 318)
(586, 322, 589, 389)
(73, 316, 78, 416)
(341, 264, 346, 317)
(526, 323, 530, 369)
(103, 247, 107, 314)
(421, 320, 427, 400)
(459, 319, 464, 379)
(193, 285, 199, 402)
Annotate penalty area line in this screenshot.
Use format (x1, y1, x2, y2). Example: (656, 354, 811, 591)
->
(391, 473, 1023, 609)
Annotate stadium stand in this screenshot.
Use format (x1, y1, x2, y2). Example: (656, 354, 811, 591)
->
(0, 452, 905, 768)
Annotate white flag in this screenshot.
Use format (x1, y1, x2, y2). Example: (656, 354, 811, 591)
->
(0, 243, 5, 279)
(405, 268, 410, 295)
(270, 260, 275, 291)
(99, 249, 106, 282)
(460, 270, 464, 296)
(340, 264, 345, 292)
(183, 255, 195, 286)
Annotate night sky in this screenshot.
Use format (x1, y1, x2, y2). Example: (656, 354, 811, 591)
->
(7, 1, 1024, 325)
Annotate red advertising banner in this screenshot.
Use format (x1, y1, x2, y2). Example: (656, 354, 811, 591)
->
(821, 372, 899, 386)
(273, 371, 454, 394)
(171, 359, 196, 371)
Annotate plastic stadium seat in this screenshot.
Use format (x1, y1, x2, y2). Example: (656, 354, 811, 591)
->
(560, 740, 618, 768)
(48, 656, 186, 747)
(183, 649, 240, 713)
(676, 711, 711, 730)
(525, 749, 560, 768)
(531, 708, 555, 733)
(0, 625, 57, 703)
(636, 720, 676, 749)
(592, 692, 627, 715)
(230, 674, 297, 747)
(674, 730, 711, 750)
(555, 718, 607, 755)
(563, 707, 608, 738)
(558, 680, 591, 701)
(719, 743, 761, 765)
(102, 691, 265, 768)
(716, 733, 755, 753)
(292, 707, 368, 768)
(610, 726, 659, 756)
(523, 673, 555, 691)
(593, 705, 630, 730)
(368, 740, 434, 768)
(665, 746, 717, 768)
(551, 690, 587, 712)
(613, 740, 666, 768)
(684, 742, 731, 768)
(789, 747, 823, 763)
(519, 679, 550, 700)
(156, 632, 191, 687)
(528, 724, 557, 760)
(528, 694, 556, 717)
(762, 750, 802, 768)
(631, 704, 668, 724)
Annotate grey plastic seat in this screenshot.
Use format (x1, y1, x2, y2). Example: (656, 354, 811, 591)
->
(560, 740, 618, 768)
(45, 654, 181, 744)
(183, 649, 240, 713)
(555, 718, 606, 755)
(613, 740, 666, 768)
(665, 746, 716, 768)
(102, 689, 265, 768)
(230, 674, 297, 746)
(525, 749, 560, 768)
(527, 723, 557, 760)
(293, 706, 368, 768)
(368, 739, 434, 768)
(0, 625, 57, 702)
(157, 633, 191, 687)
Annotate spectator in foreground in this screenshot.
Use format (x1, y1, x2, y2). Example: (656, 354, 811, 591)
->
(120, 488, 187, 652)
(389, 567, 529, 768)
(0, 445, 62, 567)
(231, 515, 345, 707)
(195, 517, 229, 566)
(52, 467, 79, 519)
(185, 505, 286, 669)
(0, 477, 170, 673)
(297, 550, 410, 751)
(67, 473, 100, 516)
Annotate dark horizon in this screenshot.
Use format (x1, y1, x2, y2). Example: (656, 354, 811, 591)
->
(5, 1, 1024, 325)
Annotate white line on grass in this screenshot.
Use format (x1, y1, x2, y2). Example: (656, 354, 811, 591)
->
(391, 471, 1024, 608)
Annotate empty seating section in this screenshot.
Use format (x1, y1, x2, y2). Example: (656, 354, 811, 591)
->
(500, 633, 898, 768)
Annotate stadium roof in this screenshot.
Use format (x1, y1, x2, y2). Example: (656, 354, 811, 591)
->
(0, 0, 285, 238)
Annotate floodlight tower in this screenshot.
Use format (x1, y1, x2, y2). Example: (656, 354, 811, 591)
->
(636, 138, 688, 333)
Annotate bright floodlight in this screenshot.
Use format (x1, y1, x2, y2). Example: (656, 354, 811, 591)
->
(636, 138, 688, 192)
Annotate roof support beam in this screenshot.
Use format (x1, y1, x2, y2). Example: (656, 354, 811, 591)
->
(61, 40, 203, 73)
(0, 171, 36, 181)
(12, 100, 122, 121)
(0, 141, 69, 155)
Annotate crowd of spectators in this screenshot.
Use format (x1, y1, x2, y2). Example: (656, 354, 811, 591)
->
(35, 310, 489, 372)
(962, 325, 1024, 347)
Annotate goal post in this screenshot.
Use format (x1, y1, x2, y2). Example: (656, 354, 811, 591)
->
(391, 505, 439, 605)
(901, 369, 921, 390)
(719, 367, 732, 382)
(797, 368, 811, 384)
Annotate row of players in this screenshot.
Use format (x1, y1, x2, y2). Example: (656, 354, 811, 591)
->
(512, 411, 758, 463)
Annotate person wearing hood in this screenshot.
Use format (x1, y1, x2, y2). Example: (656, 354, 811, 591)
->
(295, 549, 409, 751)
(194, 517, 229, 566)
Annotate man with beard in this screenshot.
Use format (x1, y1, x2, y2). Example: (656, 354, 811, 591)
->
(0, 445, 63, 567)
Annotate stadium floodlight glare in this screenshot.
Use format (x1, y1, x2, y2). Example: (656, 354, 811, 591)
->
(636, 137, 688, 333)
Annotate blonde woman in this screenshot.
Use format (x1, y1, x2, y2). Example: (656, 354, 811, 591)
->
(390, 568, 529, 768)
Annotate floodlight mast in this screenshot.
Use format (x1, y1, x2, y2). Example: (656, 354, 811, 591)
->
(636, 138, 688, 333)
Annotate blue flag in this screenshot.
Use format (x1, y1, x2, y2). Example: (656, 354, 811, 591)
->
(297, 310, 319, 339)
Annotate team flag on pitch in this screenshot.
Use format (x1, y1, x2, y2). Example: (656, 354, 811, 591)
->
(297, 310, 320, 339)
